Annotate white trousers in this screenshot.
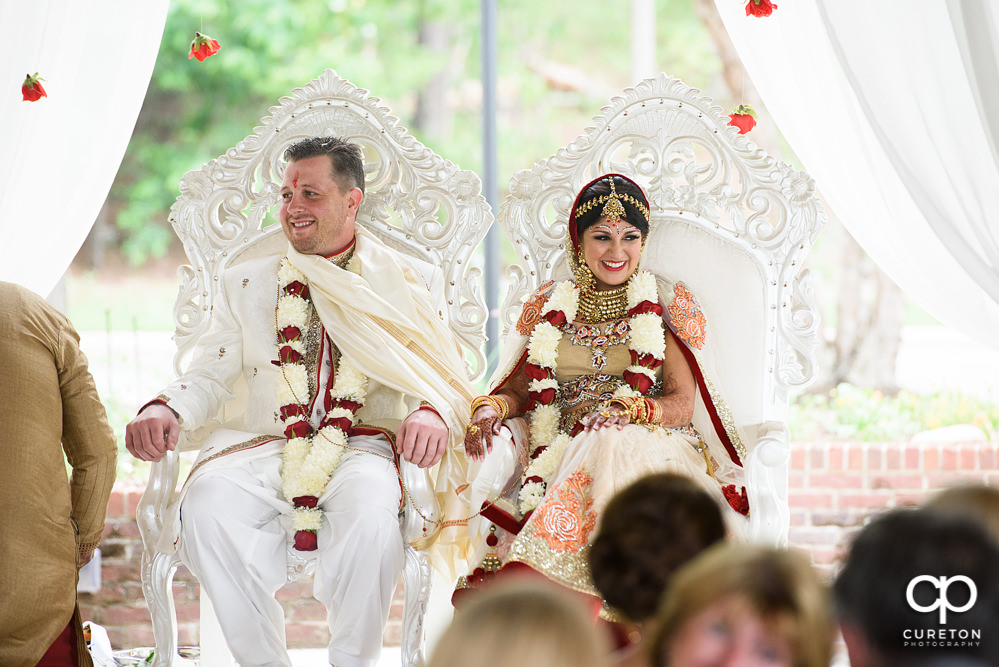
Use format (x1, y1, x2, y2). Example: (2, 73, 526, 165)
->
(178, 437, 404, 667)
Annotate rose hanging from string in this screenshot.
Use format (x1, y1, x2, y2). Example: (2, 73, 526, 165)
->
(189, 32, 221, 61)
(745, 0, 778, 18)
(21, 73, 46, 102)
(728, 104, 758, 134)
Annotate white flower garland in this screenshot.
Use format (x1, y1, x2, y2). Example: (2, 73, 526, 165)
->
(276, 258, 368, 545)
(518, 271, 666, 514)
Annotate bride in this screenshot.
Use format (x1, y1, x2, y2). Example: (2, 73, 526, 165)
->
(460, 174, 749, 603)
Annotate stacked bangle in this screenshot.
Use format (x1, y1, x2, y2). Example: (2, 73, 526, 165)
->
(608, 396, 663, 426)
(470, 394, 510, 421)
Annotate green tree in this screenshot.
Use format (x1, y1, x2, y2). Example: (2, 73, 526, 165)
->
(101, 0, 722, 266)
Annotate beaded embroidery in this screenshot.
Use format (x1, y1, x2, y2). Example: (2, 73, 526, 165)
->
(668, 282, 707, 350)
(561, 318, 631, 371)
(532, 470, 597, 552)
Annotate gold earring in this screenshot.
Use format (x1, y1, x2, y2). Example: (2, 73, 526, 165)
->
(575, 249, 595, 292)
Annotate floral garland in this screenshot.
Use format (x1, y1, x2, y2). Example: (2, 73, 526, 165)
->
(276, 259, 368, 551)
(517, 271, 666, 515)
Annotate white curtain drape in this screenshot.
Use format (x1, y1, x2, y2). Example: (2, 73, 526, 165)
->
(0, 1, 169, 298)
(713, 0, 999, 349)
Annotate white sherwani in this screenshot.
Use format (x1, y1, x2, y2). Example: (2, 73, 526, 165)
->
(156, 229, 472, 667)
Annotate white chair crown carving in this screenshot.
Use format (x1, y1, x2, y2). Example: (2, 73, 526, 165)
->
(497, 73, 826, 543)
(169, 69, 492, 382)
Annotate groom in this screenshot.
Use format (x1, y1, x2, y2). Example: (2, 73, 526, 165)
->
(126, 136, 472, 667)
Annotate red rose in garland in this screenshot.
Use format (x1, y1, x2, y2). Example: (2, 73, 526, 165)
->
(294, 530, 318, 551)
(746, 0, 778, 17)
(21, 73, 47, 102)
(727, 104, 758, 134)
(189, 32, 221, 61)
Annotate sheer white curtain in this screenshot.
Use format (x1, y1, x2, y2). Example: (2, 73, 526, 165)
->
(713, 0, 999, 349)
(0, 1, 169, 298)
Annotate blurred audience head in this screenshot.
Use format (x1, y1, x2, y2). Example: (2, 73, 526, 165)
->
(834, 507, 999, 667)
(925, 483, 999, 545)
(649, 543, 833, 667)
(588, 472, 726, 624)
(428, 578, 612, 667)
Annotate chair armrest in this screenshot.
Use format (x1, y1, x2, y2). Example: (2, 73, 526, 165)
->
(137, 450, 181, 555)
(747, 421, 791, 546)
(399, 460, 440, 543)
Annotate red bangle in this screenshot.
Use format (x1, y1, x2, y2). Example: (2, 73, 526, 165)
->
(417, 403, 442, 419)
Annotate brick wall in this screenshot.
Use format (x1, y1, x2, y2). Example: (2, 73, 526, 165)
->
(81, 436, 996, 650)
(788, 436, 997, 577)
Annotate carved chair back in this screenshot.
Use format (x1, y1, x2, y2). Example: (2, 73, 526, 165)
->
(496, 73, 826, 543)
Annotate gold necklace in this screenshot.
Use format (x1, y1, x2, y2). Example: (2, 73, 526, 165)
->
(577, 283, 629, 322)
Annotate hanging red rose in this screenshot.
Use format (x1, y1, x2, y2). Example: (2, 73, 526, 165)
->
(21, 73, 47, 102)
(189, 32, 221, 62)
(727, 104, 758, 134)
(745, 0, 778, 17)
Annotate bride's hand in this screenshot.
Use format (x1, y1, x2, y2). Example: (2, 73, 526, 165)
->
(464, 406, 503, 461)
(584, 406, 630, 432)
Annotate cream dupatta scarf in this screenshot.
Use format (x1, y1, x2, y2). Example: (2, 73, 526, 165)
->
(287, 225, 475, 572)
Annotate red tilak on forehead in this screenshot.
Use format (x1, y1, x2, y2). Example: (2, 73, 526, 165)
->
(292, 171, 299, 188)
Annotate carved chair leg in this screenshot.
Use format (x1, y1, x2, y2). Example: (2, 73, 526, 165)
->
(400, 545, 432, 667)
(141, 551, 180, 667)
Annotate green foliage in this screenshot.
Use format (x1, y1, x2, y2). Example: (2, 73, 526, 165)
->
(106, 0, 723, 266)
(791, 384, 999, 442)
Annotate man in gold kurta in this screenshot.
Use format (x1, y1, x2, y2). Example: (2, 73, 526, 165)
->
(0, 281, 117, 667)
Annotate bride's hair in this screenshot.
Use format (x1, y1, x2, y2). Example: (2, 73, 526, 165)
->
(573, 175, 650, 238)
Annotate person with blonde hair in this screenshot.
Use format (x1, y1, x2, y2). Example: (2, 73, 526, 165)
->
(648, 543, 833, 667)
(925, 482, 999, 544)
(429, 578, 612, 667)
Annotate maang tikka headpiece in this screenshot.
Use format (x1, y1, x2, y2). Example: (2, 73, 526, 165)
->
(572, 176, 650, 225)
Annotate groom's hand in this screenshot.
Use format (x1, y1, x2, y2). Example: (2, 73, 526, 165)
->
(397, 408, 448, 468)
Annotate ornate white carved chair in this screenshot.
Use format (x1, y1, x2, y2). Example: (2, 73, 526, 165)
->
(497, 73, 825, 545)
(136, 70, 491, 667)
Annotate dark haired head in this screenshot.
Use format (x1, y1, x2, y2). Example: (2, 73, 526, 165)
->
(834, 508, 999, 666)
(588, 473, 725, 623)
(284, 136, 365, 196)
(571, 174, 650, 241)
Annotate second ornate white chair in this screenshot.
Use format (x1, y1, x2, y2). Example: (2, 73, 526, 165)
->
(136, 70, 492, 667)
(496, 73, 826, 544)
